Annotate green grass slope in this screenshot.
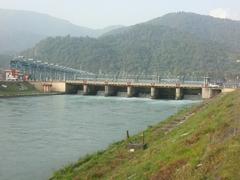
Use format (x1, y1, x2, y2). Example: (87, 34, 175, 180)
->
(0, 81, 39, 96)
(51, 90, 240, 180)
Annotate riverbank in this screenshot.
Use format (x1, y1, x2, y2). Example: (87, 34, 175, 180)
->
(51, 90, 240, 179)
(0, 81, 63, 98)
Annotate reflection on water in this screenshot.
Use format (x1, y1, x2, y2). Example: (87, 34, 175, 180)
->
(0, 95, 199, 180)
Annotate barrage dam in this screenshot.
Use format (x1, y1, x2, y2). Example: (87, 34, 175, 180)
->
(10, 57, 235, 100)
(30, 80, 226, 100)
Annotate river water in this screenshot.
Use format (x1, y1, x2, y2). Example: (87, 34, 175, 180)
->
(0, 95, 198, 180)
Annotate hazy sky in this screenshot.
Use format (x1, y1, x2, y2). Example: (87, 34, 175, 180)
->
(0, 0, 239, 28)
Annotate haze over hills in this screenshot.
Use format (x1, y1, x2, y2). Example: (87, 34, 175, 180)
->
(0, 9, 123, 54)
(22, 12, 240, 79)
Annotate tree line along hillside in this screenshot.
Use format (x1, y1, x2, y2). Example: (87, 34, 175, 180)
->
(22, 12, 240, 79)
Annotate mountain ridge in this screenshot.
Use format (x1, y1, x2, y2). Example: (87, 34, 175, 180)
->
(0, 9, 123, 54)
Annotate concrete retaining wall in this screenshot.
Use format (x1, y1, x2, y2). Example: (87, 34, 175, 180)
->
(29, 81, 66, 93)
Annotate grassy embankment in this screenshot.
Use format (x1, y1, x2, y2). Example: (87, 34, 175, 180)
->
(0, 81, 52, 97)
(51, 91, 240, 180)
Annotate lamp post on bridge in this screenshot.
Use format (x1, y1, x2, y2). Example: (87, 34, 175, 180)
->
(203, 76, 210, 87)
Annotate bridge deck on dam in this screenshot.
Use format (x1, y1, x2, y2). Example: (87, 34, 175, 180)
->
(66, 80, 205, 89)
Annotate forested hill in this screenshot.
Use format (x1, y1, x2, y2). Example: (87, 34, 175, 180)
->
(148, 12, 240, 53)
(22, 12, 240, 79)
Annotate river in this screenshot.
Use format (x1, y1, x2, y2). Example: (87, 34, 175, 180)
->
(0, 95, 198, 180)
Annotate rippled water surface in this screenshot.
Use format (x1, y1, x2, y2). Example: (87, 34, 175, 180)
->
(0, 95, 198, 180)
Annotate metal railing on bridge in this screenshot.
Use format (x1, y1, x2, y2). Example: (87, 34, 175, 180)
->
(74, 74, 205, 85)
(9, 57, 204, 84)
(10, 57, 94, 81)
(11, 57, 238, 88)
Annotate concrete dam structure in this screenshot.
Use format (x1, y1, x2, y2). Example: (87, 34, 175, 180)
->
(11, 58, 236, 100)
(30, 80, 223, 100)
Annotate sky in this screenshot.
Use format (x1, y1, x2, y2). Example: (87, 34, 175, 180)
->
(0, 0, 239, 29)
